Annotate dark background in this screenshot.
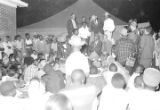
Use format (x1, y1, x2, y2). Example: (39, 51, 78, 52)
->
(17, 0, 160, 31)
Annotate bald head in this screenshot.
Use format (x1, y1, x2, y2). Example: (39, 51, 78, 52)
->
(71, 69, 86, 84)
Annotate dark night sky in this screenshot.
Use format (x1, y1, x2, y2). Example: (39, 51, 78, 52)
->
(17, 0, 160, 31)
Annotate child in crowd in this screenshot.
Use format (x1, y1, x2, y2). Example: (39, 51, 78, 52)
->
(31, 50, 38, 60)
(127, 64, 145, 89)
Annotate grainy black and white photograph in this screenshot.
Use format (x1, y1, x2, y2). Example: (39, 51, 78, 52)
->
(0, 0, 160, 110)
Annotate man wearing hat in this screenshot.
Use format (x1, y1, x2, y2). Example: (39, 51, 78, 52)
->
(67, 13, 79, 39)
(128, 68, 160, 110)
(114, 28, 136, 68)
(65, 37, 90, 86)
(103, 12, 115, 45)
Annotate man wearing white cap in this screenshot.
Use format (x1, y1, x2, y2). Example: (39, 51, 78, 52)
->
(128, 68, 160, 110)
(103, 12, 115, 44)
(65, 37, 90, 86)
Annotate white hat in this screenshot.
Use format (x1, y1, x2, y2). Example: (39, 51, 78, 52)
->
(69, 37, 85, 47)
(104, 12, 110, 17)
(143, 68, 160, 87)
(120, 28, 128, 36)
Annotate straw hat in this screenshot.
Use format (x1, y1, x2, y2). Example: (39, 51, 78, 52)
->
(143, 68, 160, 87)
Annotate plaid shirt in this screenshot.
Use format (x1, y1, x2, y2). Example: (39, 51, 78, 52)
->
(114, 37, 136, 65)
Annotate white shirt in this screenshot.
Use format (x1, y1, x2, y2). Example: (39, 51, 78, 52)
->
(79, 26, 91, 39)
(128, 89, 160, 110)
(13, 40, 23, 50)
(65, 51, 90, 77)
(0, 96, 25, 110)
(99, 85, 129, 110)
(2, 41, 14, 56)
(103, 18, 115, 32)
(127, 73, 140, 89)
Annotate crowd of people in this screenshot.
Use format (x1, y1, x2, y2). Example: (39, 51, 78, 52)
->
(0, 12, 160, 110)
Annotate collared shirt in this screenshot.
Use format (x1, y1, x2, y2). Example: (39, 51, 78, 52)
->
(103, 18, 115, 32)
(99, 85, 129, 110)
(65, 51, 90, 77)
(24, 64, 38, 83)
(79, 26, 91, 39)
(114, 38, 136, 65)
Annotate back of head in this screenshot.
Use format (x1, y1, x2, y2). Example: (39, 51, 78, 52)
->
(134, 76, 144, 89)
(109, 63, 118, 72)
(0, 81, 16, 97)
(90, 66, 98, 75)
(71, 69, 86, 85)
(135, 64, 145, 74)
(28, 77, 45, 97)
(45, 94, 72, 110)
(111, 73, 126, 89)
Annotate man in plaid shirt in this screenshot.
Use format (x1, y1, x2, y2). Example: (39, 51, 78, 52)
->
(114, 28, 137, 66)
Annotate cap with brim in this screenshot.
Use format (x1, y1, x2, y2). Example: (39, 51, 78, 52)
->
(143, 68, 160, 87)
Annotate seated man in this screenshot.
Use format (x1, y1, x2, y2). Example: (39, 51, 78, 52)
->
(60, 69, 99, 110)
(42, 64, 65, 94)
(99, 73, 128, 110)
(0, 81, 25, 110)
(89, 34, 102, 59)
(45, 94, 73, 110)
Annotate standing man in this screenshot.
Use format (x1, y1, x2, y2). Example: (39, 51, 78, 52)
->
(79, 22, 91, 54)
(103, 12, 115, 44)
(65, 37, 90, 86)
(139, 27, 155, 68)
(67, 13, 78, 39)
(114, 28, 136, 69)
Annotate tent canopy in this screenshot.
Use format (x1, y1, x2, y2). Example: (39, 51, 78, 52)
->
(17, 0, 127, 36)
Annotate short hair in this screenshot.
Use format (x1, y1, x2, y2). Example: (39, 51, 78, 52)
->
(71, 69, 86, 84)
(14, 35, 21, 40)
(109, 63, 118, 72)
(0, 81, 16, 96)
(134, 76, 144, 88)
(6, 36, 10, 39)
(72, 29, 78, 34)
(111, 73, 126, 89)
(25, 33, 30, 36)
(45, 94, 73, 110)
(135, 64, 145, 74)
